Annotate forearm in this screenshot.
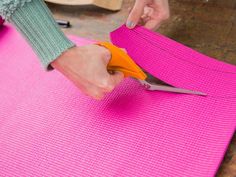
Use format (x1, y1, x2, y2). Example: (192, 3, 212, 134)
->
(0, 0, 75, 70)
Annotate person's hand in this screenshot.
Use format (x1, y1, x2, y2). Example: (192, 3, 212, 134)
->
(51, 45, 124, 100)
(126, 0, 170, 30)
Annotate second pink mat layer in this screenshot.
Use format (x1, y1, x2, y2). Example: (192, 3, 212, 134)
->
(0, 25, 235, 176)
(111, 25, 236, 98)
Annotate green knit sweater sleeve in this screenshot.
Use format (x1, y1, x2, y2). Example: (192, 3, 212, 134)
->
(0, 0, 75, 70)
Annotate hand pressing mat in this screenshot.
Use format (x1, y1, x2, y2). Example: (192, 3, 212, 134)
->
(0, 24, 235, 176)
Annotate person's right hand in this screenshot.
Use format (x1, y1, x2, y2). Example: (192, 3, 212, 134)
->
(51, 45, 124, 100)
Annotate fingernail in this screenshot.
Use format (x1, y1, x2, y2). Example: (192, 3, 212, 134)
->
(126, 21, 135, 29)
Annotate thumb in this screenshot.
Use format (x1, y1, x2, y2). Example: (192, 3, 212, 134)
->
(126, 1, 146, 29)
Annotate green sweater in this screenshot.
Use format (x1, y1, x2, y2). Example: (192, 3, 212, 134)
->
(0, 0, 75, 70)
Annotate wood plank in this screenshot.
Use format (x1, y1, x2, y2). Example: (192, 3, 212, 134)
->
(93, 0, 123, 11)
(45, 0, 123, 11)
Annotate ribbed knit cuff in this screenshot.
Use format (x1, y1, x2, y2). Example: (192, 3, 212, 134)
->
(10, 0, 75, 70)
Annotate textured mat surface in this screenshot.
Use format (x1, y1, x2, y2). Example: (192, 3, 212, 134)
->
(0, 25, 235, 176)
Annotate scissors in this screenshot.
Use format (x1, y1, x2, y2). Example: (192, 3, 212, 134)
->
(98, 42, 207, 96)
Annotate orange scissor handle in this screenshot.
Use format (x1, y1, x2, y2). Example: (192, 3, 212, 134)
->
(97, 42, 147, 80)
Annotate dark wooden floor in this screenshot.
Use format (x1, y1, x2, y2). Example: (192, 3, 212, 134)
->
(47, 0, 236, 176)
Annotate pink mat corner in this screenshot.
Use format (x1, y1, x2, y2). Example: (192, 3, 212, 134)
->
(0, 24, 235, 176)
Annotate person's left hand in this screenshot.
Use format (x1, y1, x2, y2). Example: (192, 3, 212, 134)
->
(126, 0, 170, 31)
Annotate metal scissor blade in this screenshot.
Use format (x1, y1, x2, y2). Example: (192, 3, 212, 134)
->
(139, 80, 207, 96)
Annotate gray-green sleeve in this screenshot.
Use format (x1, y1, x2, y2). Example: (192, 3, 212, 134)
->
(0, 0, 75, 70)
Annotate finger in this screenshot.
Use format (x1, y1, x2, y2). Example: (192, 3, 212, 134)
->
(126, 1, 146, 29)
(74, 78, 105, 100)
(97, 71, 123, 92)
(95, 75, 115, 92)
(144, 6, 153, 16)
(141, 14, 147, 19)
(109, 71, 124, 88)
(144, 19, 162, 30)
(101, 47, 112, 64)
(142, 16, 151, 24)
(85, 85, 105, 100)
(91, 93, 105, 100)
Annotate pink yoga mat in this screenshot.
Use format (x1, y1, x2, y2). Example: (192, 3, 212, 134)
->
(0, 24, 235, 176)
